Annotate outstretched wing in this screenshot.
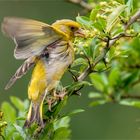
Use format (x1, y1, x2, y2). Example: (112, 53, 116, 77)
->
(1, 17, 65, 59)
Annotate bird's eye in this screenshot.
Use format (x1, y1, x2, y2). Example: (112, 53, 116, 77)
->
(70, 26, 76, 31)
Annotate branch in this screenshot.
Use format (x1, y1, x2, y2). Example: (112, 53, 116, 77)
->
(125, 9, 140, 30)
(121, 95, 140, 100)
(77, 9, 140, 85)
(67, 0, 93, 11)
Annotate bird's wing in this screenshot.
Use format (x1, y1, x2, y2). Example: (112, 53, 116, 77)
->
(5, 56, 37, 90)
(1, 17, 66, 59)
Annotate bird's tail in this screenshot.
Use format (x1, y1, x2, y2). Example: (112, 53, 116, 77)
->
(24, 100, 44, 128)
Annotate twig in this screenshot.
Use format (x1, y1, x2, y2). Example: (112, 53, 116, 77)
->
(121, 95, 140, 100)
(125, 9, 140, 30)
(67, 0, 93, 11)
(77, 9, 140, 86)
(77, 38, 109, 81)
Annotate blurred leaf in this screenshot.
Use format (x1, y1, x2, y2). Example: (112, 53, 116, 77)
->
(4, 123, 16, 140)
(63, 109, 85, 118)
(71, 58, 87, 68)
(0, 121, 7, 130)
(16, 117, 26, 121)
(88, 92, 102, 98)
(1, 102, 16, 123)
(10, 96, 24, 111)
(93, 18, 106, 32)
(13, 124, 26, 140)
(23, 99, 30, 110)
(131, 37, 140, 52)
(98, 17, 106, 31)
(76, 16, 92, 28)
(90, 100, 107, 106)
(126, 0, 133, 16)
(68, 81, 92, 93)
(122, 70, 139, 88)
(109, 68, 120, 86)
(120, 99, 140, 108)
(133, 22, 140, 33)
(54, 116, 70, 131)
(106, 5, 126, 32)
(12, 132, 23, 140)
(90, 5, 101, 21)
(106, 47, 115, 62)
(53, 127, 71, 140)
(94, 62, 106, 71)
(91, 38, 99, 60)
(111, 26, 124, 36)
(90, 73, 104, 92)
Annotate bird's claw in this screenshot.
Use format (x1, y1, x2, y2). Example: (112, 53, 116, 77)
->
(46, 98, 54, 111)
(53, 90, 66, 100)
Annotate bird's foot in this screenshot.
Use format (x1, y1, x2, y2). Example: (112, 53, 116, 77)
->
(53, 90, 66, 100)
(46, 97, 55, 111)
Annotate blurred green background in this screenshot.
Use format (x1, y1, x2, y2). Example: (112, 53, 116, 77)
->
(1, 0, 140, 139)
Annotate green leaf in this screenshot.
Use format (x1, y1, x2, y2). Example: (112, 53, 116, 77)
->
(10, 96, 24, 111)
(126, 0, 133, 16)
(76, 16, 92, 28)
(106, 5, 126, 32)
(91, 38, 99, 60)
(1, 102, 16, 123)
(12, 132, 24, 140)
(0, 121, 7, 129)
(94, 62, 106, 71)
(54, 116, 70, 130)
(71, 58, 87, 68)
(88, 92, 102, 98)
(90, 5, 101, 21)
(4, 123, 16, 139)
(133, 22, 140, 33)
(68, 81, 92, 93)
(63, 109, 85, 118)
(109, 68, 120, 86)
(90, 73, 108, 92)
(90, 73, 104, 91)
(93, 18, 106, 32)
(53, 127, 71, 140)
(98, 17, 106, 31)
(119, 99, 140, 108)
(122, 70, 139, 88)
(13, 124, 26, 140)
(90, 100, 107, 106)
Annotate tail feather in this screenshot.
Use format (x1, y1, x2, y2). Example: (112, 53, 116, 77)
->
(24, 102, 44, 128)
(24, 91, 48, 128)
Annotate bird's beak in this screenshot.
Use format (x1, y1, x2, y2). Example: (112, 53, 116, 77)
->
(74, 28, 85, 38)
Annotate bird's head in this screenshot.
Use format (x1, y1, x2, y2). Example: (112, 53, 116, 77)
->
(52, 19, 84, 39)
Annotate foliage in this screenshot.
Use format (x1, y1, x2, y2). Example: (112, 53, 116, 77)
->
(0, 96, 84, 139)
(1, 0, 140, 139)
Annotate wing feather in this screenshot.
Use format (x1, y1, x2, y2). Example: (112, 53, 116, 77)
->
(1, 17, 65, 59)
(5, 57, 37, 90)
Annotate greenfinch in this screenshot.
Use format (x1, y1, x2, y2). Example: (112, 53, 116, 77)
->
(1, 17, 83, 127)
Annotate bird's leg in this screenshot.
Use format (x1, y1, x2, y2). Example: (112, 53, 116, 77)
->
(53, 88, 66, 100)
(46, 96, 55, 111)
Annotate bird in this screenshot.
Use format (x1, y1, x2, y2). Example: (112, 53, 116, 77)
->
(1, 17, 83, 127)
